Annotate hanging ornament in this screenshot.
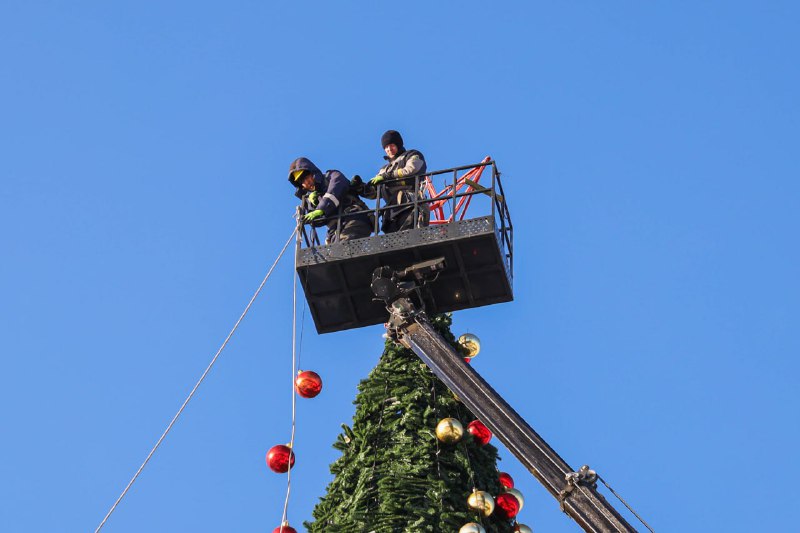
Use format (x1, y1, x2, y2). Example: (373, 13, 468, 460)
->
(495, 492, 521, 519)
(266, 444, 295, 473)
(295, 370, 323, 398)
(459, 523, 486, 533)
(505, 488, 525, 510)
(498, 471, 514, 489)
(436, 417, 464, 444)
(467, 489, 495, 517)
(513, 523, 533, 533)
(272, 522, 297, 533)
(457, 333, 481, 358)
(467, 420, 492, 446)
(464, 357, 472, 364)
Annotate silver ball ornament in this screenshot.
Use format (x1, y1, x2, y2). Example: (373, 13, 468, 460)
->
(457, 333, 481, 358)
(467, 489, 495, 517)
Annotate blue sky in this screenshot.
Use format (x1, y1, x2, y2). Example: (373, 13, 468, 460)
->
(2, 2, 798, 532)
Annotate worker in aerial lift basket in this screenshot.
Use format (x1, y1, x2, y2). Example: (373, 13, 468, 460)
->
(359, 129, 430, 233)
(288, 157, 373, 244)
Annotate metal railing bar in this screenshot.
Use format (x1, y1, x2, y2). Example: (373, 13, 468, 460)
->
(296, 160, 512, 251)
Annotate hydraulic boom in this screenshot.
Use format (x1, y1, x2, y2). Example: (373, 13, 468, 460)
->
(370, 260, 639, 533)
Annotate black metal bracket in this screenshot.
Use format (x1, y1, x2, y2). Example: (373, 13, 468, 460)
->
(371, 258, 447, 342)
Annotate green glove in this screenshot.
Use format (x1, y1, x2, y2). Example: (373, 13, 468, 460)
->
(303, 209, 324, 222)
(307, 191, 319, 207)
(369, 174, 386, 186)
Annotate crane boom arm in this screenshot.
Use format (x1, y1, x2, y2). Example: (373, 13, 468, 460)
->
(372, 262, 638, 533)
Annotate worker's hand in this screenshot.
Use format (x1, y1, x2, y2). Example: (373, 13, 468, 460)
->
(307, 191, 319, 207)
(369, 174, 386, 186)
(303, 209, 324, 223)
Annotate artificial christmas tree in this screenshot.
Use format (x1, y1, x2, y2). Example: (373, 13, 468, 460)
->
(306, 315, 514, 532)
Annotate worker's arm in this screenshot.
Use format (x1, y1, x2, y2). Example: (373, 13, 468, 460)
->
(316, 170, 349, 216)
(387, 153, 424, 179)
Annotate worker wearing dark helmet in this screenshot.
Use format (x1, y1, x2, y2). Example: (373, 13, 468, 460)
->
(361, 130, 430, 233)
(288, 157, 373, 244)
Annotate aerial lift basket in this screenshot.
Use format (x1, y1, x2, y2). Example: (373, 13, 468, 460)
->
(296, 158, 513, 334)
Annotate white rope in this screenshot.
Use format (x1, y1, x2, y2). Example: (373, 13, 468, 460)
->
(96, 227, 298, 533)
(297, 297, 306, 371)
(279, 217, 302, 531)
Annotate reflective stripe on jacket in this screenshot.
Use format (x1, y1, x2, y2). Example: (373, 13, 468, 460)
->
(289, 157, 372, 227)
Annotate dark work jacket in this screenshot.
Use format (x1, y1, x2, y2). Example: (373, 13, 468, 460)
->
(362, 149, 427, 200)
(360, 149, 428, 232)
(288, 157, 371, 229)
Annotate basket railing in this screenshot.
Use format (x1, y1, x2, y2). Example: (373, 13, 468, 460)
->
(298, 158, 513, 278)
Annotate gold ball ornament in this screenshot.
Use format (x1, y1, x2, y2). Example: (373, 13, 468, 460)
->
(467, 489, 495, 517)
(514, 524, 533, 533)
(436, 417, 464, 444)
(459, 523, 486, 533)
(505, 487, 525, 510)
(457, 333, 481, 358)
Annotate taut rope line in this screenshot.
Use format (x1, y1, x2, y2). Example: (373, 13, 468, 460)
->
(279, 217, 303, 530)
(96, 227, 298, 532)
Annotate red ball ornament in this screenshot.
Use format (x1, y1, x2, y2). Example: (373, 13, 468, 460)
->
(266, 444, 295, 473)
(505, 488, 524, 510)
(498, 471, 514, 489)
(464, 357, 472, 364)
(467, 420, 492, 446)
(272, 523, 297, 533)
(295, 370, 323, 398)
(495, 491, 521, 519)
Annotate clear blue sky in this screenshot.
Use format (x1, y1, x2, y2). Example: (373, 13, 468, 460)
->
(2, 2, 798, 532)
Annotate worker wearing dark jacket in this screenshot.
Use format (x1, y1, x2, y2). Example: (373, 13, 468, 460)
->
(361, 130, 430, 233)
(288, 157, 373, 244)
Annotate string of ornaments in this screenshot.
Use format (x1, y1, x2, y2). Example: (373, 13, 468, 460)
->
(265, 370, 323, 533)
(265, 332, 534, 532)
(444, 334, 534, 533)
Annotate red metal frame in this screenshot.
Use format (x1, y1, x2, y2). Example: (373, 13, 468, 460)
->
(424, 156, 492, 225)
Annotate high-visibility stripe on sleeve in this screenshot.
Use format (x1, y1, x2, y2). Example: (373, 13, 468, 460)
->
(323, 193, 340, 207)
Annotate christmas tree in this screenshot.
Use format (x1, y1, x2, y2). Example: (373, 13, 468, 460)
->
(305, 314, 515, 533)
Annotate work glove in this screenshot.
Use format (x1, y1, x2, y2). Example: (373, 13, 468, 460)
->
(303, 209, 324, 223)
(369, 174, 387, 186)
(307, 191, 319, 207)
